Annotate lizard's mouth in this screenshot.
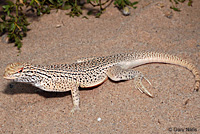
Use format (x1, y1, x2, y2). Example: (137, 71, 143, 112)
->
(3, 72, 19, 80)
(3, 75, 17, 80)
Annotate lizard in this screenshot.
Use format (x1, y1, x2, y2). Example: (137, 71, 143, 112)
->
(3, 51, 200, 113)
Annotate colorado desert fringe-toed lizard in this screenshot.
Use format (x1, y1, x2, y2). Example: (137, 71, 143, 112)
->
(3, 51, 200, 113)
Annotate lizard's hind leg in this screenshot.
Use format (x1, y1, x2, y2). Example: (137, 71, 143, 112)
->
(107, 66, 153, 97)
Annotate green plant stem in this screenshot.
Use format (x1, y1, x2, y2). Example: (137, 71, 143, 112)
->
(14, 3, 18, 33)
(99, 0, 103, 10)
(75, 0, 77, 7)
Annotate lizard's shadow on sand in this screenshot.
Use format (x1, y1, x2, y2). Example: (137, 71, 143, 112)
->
(3, 82, 70, 98)
(3, 82, 100, 98)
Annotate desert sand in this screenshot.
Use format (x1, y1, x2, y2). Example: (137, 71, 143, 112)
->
(0, 0, 199, 133)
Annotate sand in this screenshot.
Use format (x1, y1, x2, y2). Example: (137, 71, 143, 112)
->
(0, 0, 199, 133)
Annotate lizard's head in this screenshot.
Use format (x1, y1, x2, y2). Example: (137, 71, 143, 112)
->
(3, 63, 26, 80)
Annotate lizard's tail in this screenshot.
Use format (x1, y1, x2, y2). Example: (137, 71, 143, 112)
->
(127, 51, 200, 91)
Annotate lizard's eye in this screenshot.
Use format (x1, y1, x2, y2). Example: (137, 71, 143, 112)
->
(18, 67, 23, 73)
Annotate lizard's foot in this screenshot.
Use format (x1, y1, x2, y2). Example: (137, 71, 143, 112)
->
(134, 75, 153, 97)
(106, 65, 153, 97)
(71, 105, 81, 115)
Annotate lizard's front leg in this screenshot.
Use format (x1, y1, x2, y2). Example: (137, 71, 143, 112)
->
(106, 65, 153, 97)
(40, 80, 81, 113)
(70, 85, 81, 114)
